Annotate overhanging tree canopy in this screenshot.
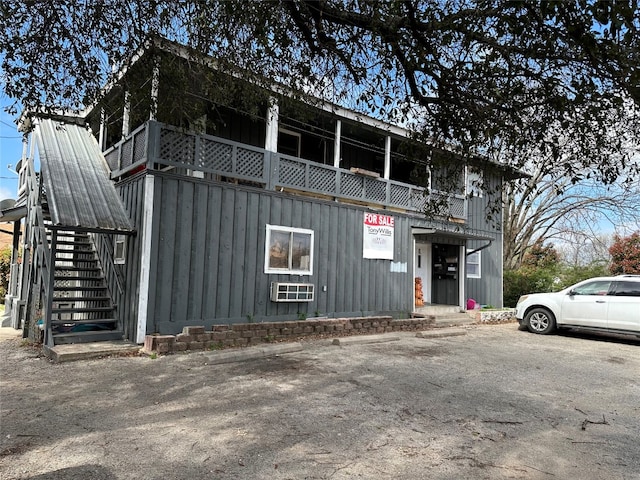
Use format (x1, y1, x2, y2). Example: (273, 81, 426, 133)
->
(2, 0, 639, 183)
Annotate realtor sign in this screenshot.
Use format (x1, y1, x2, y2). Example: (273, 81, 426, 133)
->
(363, 213, 394, 259)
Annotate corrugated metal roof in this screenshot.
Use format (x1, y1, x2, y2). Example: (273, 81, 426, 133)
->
(0, 197, 27, 222)
(35, 118, 134, 233)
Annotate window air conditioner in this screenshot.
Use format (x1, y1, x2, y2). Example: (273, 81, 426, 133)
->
(270, 282, 315, 302)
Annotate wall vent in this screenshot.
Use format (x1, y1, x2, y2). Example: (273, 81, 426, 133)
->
(270, 282, 315, 302)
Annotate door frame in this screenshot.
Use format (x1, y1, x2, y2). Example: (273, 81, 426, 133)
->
(414, 241, 432, 305)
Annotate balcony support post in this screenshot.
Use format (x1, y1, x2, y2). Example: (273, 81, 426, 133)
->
(333, 120, 341, 168)
(265, 97, 279, 153)
(122, 91, 131, 139)
(384, 135, 391, 180)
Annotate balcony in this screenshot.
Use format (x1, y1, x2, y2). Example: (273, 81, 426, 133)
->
(104, 121, 467, 221)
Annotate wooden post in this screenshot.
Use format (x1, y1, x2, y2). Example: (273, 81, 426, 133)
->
(384, 135, 391, 180)
(122, 91, 131, 139)
(333, 119, 341, 168)
(98, 108, 106, 151)
(44, 231, 57, 347)
(150, 56, 160, 120)
(265, 97, 279, 152)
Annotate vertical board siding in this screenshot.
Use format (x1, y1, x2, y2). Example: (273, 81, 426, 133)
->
(118, 169, 505, 336)
(465, 173, 503, 307)
(148, 173, 414, 334)
(203, 188, 222, 317)
(188, 182, 208, 320)
(114, 175, 146, 342)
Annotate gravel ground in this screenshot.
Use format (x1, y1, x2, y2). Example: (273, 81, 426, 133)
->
(1, 324, 639, 480)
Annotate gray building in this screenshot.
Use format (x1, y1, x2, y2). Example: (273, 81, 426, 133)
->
(3, 40, 521, 346)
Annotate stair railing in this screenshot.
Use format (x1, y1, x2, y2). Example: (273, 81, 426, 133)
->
(22, 158, 54, 346)
(92, 232, 124, 327)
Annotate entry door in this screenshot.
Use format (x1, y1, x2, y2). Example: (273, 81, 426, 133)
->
(415, 243, 431, 304)
(432, 243, 459, 305)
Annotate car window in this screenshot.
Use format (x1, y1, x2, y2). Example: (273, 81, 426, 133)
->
(611, 281, 640, 297)
(571, 280, 612, 296)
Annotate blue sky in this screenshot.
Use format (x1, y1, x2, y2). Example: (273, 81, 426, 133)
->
(0, 95, 23, 201)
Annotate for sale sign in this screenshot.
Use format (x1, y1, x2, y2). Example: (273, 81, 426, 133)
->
(363, 213, 394, 259)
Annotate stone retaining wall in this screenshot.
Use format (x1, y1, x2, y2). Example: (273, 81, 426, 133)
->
(470, 309, 517, 324)
(143, 316, 435, 354)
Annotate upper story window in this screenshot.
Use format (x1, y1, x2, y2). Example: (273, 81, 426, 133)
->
(466, 250, 481, 278)
(278, 128, 301, 157)
(467, 168, 483, 198)
(430, 164, 464, 194)
(265, 225, 314, 275)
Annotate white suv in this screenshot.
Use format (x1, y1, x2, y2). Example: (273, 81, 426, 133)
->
(516, 275, 640, 336)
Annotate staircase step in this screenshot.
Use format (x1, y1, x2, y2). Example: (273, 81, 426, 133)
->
(53, 296, 110, 302)
(55, 240, 93, 252)
(55, 257, 98, 263)
(52, 306, 114, 314)
(54, 253, 94, 259)
(54, 263, 99, 269)
(56, 237, 91, 247)
(52, 318, 117, 326)
(433, 313, 475, 327)
(55, 244, 94, 250)
(55, 232, 89, 238)
(53, 285, 109, 292)
(54, 275, 105, 281)
(54, 266, 102, 272)
(53, 330, 124, 345)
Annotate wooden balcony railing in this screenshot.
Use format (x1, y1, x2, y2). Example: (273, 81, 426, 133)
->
(104, 121, 467, 220)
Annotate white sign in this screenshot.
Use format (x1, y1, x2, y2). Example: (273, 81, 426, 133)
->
(363, 213, 394, 259)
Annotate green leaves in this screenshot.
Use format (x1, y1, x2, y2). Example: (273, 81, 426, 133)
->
(1, 0, 638, 185)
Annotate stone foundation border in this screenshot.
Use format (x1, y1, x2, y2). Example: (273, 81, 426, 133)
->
(142, 316, 435, 354)
(469, 309, 517, 324)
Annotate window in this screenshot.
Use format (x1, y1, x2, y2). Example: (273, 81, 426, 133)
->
(466, 250, 481, 278)
(430, 164, 464, 194)
(114, 235, 126, 265)
(571, 280, 611, 296)
(265, 225, 314, 275)
(612, 281, 640, 296)
(467, 168, 483, 198)
(278, 128, 301, 157)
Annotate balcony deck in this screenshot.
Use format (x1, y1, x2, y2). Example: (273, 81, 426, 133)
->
(104, 121, 467, 221)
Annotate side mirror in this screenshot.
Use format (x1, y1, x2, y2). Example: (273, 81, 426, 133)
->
(568, 289, 576, 296)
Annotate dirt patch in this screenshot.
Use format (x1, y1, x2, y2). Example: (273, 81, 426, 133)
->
(1, 326, 639, 479)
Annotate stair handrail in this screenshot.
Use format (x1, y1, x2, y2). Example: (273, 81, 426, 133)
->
(22, 157, 54, 345)
(92, 233, 125, 296)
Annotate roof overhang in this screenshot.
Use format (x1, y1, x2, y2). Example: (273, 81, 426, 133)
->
(0, 198, 27, 223)
(34, 118, 135, 234)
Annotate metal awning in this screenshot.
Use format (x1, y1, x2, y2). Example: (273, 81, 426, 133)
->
(35, 118, 134, 234)
(411, 224, 494, 241)
(0, 198, 27, 223)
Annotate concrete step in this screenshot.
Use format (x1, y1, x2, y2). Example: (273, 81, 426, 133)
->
(44, 340, 139, 363)
(432, 313, 475, 327)
(411, 310, 475, 327)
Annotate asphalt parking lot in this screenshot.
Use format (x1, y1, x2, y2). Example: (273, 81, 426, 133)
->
(1, 323, 639, 479)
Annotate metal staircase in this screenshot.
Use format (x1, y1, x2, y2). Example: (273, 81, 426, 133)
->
(49, 230, 123, 344)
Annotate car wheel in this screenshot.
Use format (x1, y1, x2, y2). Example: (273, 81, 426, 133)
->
(525, 308, 556, 335)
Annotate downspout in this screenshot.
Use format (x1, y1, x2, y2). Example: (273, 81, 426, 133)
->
(466, 240, 493, 256)
(464, 240, 493, 309)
